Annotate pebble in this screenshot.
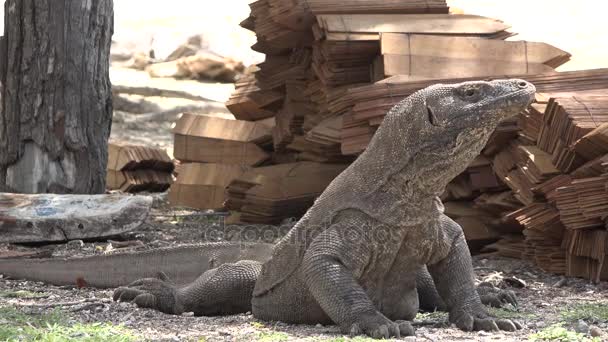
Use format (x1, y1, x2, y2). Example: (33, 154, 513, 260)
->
(574, 320, 589, 334)
(553, 277, 568, 288)
(504, 276, 526, 288)
(590, 325, 603, 337)
(67, 240, 85, 249)
(315, 323, 323, 328)
(181, 312, 194, 317)
(404, 336, 417, 342)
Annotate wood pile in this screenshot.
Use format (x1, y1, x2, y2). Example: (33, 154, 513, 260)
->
(342, 70, 608, 155)
(169, 163, 250, 210)
(490, 90, 608, 282)
(172, 113, 273, 166)
(106, 142, 174, 193)
(225, 162, 347, 224)
(169, 113, 275, 210)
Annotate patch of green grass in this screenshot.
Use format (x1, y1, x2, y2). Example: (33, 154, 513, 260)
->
(250, 321, 266, 329)
(319, 337, 383, 342)
(0, 290, 48, 299)
(488, 307, 537, 320)
(560, 303, 608, 324)
(257, 331, 289, 342)
(415, 311, 448, 321)
(529, 323, 600, 342)
(319, 337, 389, 342)
(0, 306, 138, 342)
(186, 338, 207, 342)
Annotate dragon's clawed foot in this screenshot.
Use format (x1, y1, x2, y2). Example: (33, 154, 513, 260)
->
(346, 312, 415, 339)
(450, 308, 522, 332)
(113, 273, 184, 315)
(477, 283, 518, 308)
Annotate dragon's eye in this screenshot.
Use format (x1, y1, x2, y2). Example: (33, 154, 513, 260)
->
(465, 89, 476, 97)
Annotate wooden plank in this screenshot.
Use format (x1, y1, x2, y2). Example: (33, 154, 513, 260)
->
(0, 193, 152, 243)
(169, 163, 249, 210)
(107, 142, 173, 172)
(173, 113, 272, 166)
(225, 162, 347, 224)
(317, 14, 511, 35)
(380, 54, 554, 79)
(380, 34, 571, 68)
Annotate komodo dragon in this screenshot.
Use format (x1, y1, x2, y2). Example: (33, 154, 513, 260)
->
(111, 79, 536, 338)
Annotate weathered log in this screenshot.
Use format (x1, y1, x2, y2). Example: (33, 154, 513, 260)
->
(0, 193, 152, 243)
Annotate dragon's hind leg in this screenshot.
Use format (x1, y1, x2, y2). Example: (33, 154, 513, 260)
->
(113, 260, 262, 316)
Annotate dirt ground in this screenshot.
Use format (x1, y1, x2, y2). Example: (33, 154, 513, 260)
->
(1, 200, 608, 341)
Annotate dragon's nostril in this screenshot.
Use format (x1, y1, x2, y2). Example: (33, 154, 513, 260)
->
(517, 81, 528, 88)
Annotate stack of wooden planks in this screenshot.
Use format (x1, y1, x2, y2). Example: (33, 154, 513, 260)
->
(343, 70, 608, 155)
(169, 113, 275, 210)
(225, 162, 347, 224)
(169, 163, 250, 210)
(235, 0, 571, 161)
(172, 113, 273, 166)
(490, 90, 608, 281)
(106, 142, 174, 193)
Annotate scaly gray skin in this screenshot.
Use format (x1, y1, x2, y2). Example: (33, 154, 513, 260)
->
(0, 242, 514, 307)
(114, 79, 536, 339)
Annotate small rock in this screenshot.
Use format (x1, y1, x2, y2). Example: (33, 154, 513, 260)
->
(574, 320, 589, 334)
(315, 323, 323, 328)
(590, 325, 603, 337)
(67, 240, 85, 249)
(404, 336, 417, 342)
(504, 276, 526, 288)
(553, 277, 568, 287)
(181, 312, 194, 317)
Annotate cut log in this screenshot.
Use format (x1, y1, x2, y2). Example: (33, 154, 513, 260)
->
(0, 193, 152, 243)
(146, 53, 245, 83)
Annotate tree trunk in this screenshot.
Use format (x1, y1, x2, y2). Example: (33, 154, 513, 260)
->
(0, 0, 114, 194)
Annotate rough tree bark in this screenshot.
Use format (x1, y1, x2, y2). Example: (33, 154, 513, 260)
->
(0, 0, 114, 194)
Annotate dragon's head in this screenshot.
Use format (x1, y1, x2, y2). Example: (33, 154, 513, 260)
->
(367, 79, 536, 194)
